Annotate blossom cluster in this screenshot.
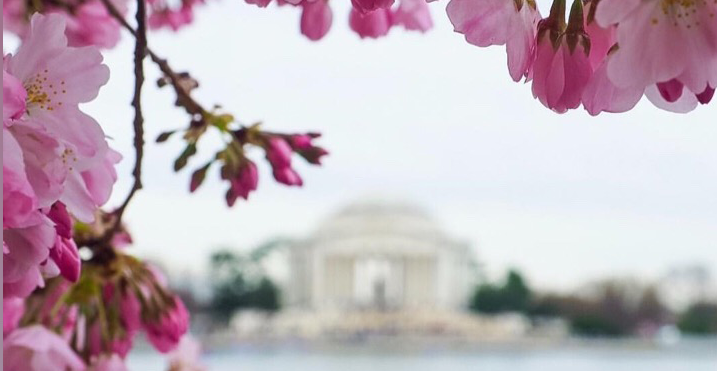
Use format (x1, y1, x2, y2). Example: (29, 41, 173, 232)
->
(244, 0, 434, 40)
(4, 263, 195, 371)
(2, 0, 207, 47)
(2, 14, 198, 371)
(447, 0, 716, 114)
(172, 121, 328, 207)
(3, 13, 117, 299)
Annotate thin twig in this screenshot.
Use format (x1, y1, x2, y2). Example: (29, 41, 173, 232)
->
(105, 0, 147, 238)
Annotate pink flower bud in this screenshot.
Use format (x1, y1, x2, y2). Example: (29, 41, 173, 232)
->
(349, 8, 392, 39)
(48, 202, 72, 239)
(273, 166, 303, 186)
(289, 134, 313, 150)
(266, 137, 293, 169)
(351, 0, 394, 14)
(226, 161, 259, 206)
(119, 289, 142, 333)
(50, 236, 81, 282)
(300, 0, 333, 41)
(3, 298, 25, 336)
(144, 297, 190, 353)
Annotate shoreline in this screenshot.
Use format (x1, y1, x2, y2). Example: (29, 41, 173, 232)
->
(199, 334, 717, 354)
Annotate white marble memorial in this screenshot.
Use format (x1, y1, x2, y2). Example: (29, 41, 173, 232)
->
(284, 198, 475, 313)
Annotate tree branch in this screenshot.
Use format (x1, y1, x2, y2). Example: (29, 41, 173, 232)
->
(104, 0, 147, 238)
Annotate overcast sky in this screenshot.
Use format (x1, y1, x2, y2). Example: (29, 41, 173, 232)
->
(11, 1, 715, 291)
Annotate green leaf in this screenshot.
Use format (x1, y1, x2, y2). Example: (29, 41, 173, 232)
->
(174, 143, 197, 172)
(156, 131, 176, 143)
(190, 162, 212, 192)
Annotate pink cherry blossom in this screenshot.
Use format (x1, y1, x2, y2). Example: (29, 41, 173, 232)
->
(581, 56, 643, 115)
(245, 0, 273, 7)
(531, 35, 593, 113)
(2, 0, 26, 37)
(530, 0, 593, 113)
(645, 82, 699, 113)
(3, 69, 27, 123)
(289, 134, 315, 150)
(85, 148, 122, 206)
(87, 319, 135, 359)
(3, 217, 55, 297)
(595, 0, 717, 97)
(88, 354, 128, 371)
(583, 6, 615, 70)
(32, 278, 81, 341)
(3, 128, 41, 229)
(167, 335, 207, 371)
(148, 6, 195, 31)
(119, 288, 143, 333)
(144, 297, 190, 353)
(60, 0, 127, 49)
(266, 137, 293, 168)
(3, 13, 116, 297)
(226, 160, 259, 206)
(696, 85, 715, 104)
(447, 0, 541, 82)
(47, 203, 81, 282)
(3, 298, 25, 337)
(273, 166, 304, 186)
(148, 0, 203, 31)
(351, 0, 395, 14)
(349, 8, 393, 39)
(301, 0, 333, 41)
(265, 137, 305, 186)
(4, 13, 112, 216)
(2, 325, 85, 371)
(287, 133, 328, 165)
(2, 0, 127, 49)
(392, 0, 433, 32)
(48, 236, 81, 281)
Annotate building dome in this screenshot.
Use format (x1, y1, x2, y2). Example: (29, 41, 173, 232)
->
(285, 197, 474, 313)
(312, 197, 446, 243)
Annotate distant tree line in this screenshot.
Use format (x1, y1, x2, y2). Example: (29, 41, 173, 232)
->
(469, 269, 717, 337)
(208, 244, 282, 323)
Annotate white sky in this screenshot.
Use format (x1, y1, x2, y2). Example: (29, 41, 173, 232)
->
(11, 1, 716, 291)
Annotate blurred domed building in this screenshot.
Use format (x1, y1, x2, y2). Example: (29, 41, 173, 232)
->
(229, 198, 545, 342)
(283, 197, 475, 313)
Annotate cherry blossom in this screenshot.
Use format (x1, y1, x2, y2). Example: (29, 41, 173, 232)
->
(2, 325, 85, 371)
(350, 7, 394, 39)
(167, 335, 207, 371)
(148, 0, 203, 31)
(266, 137, 304, 186)
(301, 0, 333, 41)
(352, 0, 396, 14)
(3, 13, 115, 298)
(3, 298, 25, 337)
(225, 160, 259, 206)
(596, 0, 717, 98)
(447, 0, 541, 81)
(531, 0, 593, 112)
(88, 354, 128, 371)
(2, 0, 128, 49)
(392, 0, 434, 32)
(581, 57, 643, 115)
(144, 297, 190, 353)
